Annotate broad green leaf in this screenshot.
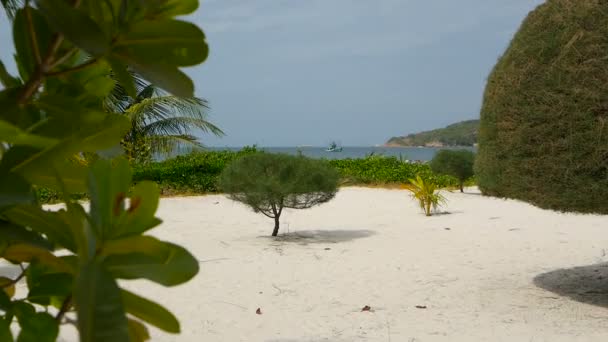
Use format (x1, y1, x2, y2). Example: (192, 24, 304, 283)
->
(88, 158, 131, 239)
(2, 147, 89, 193)
(35, 0, 109, 56)
(12, 8, 52, 80)
(0, 282, 11, 310)
(74, 260, 130, 342)
(114, 19, 208, 67)
(10, 114, 130, 188)
(0, 60, 20, 88)
(27, 273, 72, 304)
(0, 221, 52, 250)
(5, 205, 77, 251)
(127, 318, 150, 342)
(0, 317, 13, 342)
(2, 244, 73, 273)
(142, 0, 198, 18)
(112, 181, 162, 238)
(108, 57, 137, 99)
(123, 60, 194, 97)
(0, 277, 15, 298)
(0, 171, 34, 212)
(0, 120, 58, 148)
(14, 302, 59, 342)
(104, 237, 199, 286)
(121, 289, 180, 333)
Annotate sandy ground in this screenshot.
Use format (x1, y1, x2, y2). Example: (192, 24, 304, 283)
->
(7, 187, 608, 341)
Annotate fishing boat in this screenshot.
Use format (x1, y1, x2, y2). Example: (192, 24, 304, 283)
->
(325, 141, 343, 152)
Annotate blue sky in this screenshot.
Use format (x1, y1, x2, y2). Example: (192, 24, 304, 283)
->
(0, 0, 544, 146)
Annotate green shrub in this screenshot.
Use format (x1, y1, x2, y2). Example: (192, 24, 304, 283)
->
(219, 153, 339, 236)
(476, 0, 608, 213)
(403, 175, 447, 216)
(430, 150, 475, 192)
(328, 156, 458, 188)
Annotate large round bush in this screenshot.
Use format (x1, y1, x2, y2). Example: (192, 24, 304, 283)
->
(476, 0, 608, 213)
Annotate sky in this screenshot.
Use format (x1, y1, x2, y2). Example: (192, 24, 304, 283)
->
(0, 0, 544, 147)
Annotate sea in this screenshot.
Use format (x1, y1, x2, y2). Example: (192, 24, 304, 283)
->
(200, 146, 476, 162)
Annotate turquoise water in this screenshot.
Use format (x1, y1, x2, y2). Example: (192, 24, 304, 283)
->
(203, 146, 476, 161)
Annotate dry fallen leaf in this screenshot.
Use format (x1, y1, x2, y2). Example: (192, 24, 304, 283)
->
(256, 308, 262, 315)
(361, 305, 372, 312)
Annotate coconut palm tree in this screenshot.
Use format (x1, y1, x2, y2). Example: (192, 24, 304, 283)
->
(402, 175, 447, 216)
(105, 78, 224, 163)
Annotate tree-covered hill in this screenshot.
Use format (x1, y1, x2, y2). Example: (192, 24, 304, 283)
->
(386, 119, 479, 147)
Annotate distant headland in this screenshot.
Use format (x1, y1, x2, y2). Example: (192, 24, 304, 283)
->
(385, 119, 479, 147)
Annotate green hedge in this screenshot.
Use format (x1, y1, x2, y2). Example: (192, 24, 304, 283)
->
(476, 0, 608, 214)
(37, 149, 461, 202)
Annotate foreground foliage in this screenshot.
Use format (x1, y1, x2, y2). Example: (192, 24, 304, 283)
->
(1, 0, 207, 340)
(402, 175, 447, 216)
(476, 0, 608, 213)
(430, 150, 475, 192)
(219, 153, 340, 236)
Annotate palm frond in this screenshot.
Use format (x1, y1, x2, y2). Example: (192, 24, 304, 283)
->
(148, 134, 202, 156)
(1, 0, 23, 20)
(143, 116, 223, 137)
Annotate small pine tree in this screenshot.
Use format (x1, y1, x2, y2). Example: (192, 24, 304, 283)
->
(219, 153, 340, 236)
(430, 150, 475, 192)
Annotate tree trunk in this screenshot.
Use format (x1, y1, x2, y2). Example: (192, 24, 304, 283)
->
(460, 182, 464, 193)
(272, 216, 280, 236)
(425, 201, 431, 216)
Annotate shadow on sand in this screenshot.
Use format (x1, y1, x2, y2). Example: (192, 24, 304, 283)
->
(533, 262, 608, 308)
(262, 229, 376, 245)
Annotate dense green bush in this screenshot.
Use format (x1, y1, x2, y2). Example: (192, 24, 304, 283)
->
(329, 156, 459, 188)
(219, 153, 339, 236)
(430, 150, 475, 192)
(476, 0, 608, 213)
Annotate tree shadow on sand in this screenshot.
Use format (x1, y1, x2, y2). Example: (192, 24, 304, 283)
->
(533, 262, 608, 308)
(261, 229, 376, 245)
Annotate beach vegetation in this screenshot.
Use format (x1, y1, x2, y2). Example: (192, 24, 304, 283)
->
(106, 80, 224, 164)
(475, 0, 608, 213)
(0, 0, 207, 340)
(402, 175, 447, 216)
(430, 150, 475, 192)
(219, 153, 340, 236)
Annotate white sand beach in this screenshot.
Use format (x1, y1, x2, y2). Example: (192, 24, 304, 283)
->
(8, 187, 607, 341)
(103, 186, 608, 342)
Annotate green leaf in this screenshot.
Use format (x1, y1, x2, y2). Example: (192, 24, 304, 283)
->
(88, 158, 131, 239)
(121, 289, 180, 333)
(27, 272, 72, 304)
(0, 120, 58, 148)
(125, 61, 194, 97)
(35, 0, 109, 56)
(114, 19, 208, 67)
(2, 244, 73, 273)
(5, 205, 77, 251)
(112, 181, 161, 238)
(0, 284, 11, 311)
(127, 318, 150, 342)
(107, 57, 136, 99)
(0, 317, 13, 342)
(0, 221, 52, 250)
(0, 60, 20, 88)
(0, 277, 16, 299)
(142, 0, 198, 18)
(0, 171, 34, 212)
(9, 112, 130, 190)
(103, 237, 199, 286)
(74, 260, 130, 342)
(13, 7, 52, 80)
(14, 303, 59, 342)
